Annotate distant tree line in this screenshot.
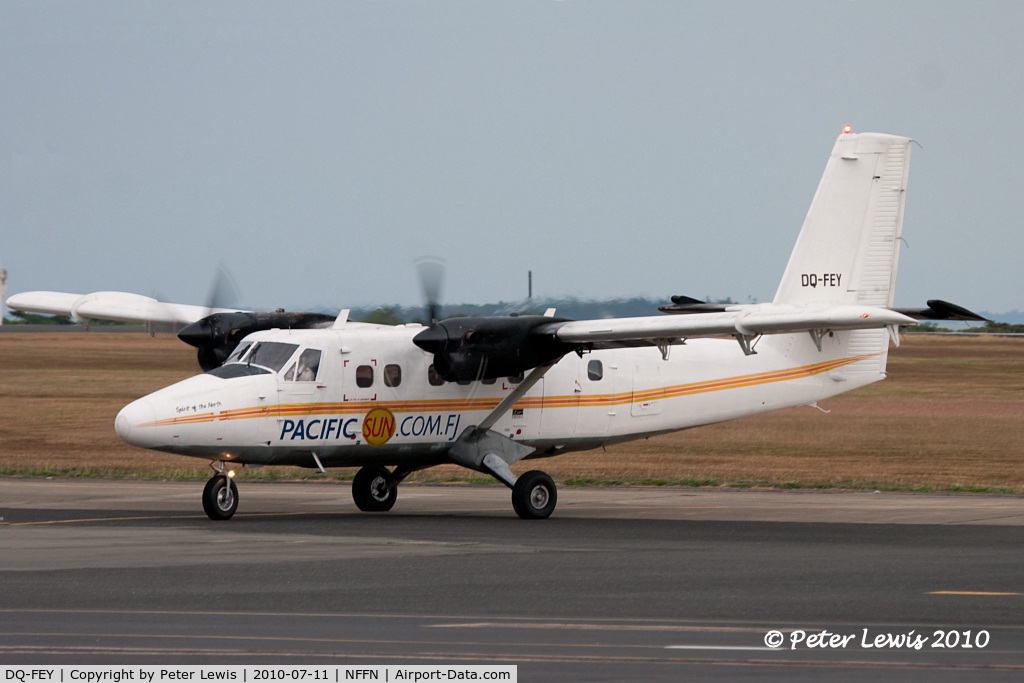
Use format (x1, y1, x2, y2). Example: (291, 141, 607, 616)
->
(3, 311, 128, 325)
(903, 321, 1024, 334)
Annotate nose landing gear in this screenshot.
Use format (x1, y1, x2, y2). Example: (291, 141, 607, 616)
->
(202, 462, 238, 520)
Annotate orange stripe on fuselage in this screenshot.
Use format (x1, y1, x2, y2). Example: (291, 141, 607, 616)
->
(137, 353, 878, 428)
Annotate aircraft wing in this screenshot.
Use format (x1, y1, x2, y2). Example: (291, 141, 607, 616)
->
(414, 298, 954, 382)
(6, 290, 246, 325)
(658, 297, 988, 322)
(544, 304, 917, 347)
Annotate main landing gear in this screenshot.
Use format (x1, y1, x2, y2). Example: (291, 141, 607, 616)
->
(511, 470, 557, 519)
(351, 465, 398, 512)
(348, 464, 558, 520)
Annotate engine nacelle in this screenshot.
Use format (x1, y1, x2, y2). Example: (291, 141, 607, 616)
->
(413, 315, 577, 382)
(178, 310, 336, 371)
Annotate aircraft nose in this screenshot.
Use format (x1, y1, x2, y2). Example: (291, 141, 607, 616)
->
(115, 398, 157, 447)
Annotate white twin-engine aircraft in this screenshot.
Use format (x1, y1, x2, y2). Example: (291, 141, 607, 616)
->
(9, 130, 985, 521)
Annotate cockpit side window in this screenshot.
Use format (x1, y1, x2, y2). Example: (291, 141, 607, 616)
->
(296, 349, 321, 381)
(246, 342, 299, 372)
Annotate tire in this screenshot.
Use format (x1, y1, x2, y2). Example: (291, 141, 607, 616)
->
(202, 475, 238, 520)
(352, 466, 397, 512)
(512, 470, 557, 519)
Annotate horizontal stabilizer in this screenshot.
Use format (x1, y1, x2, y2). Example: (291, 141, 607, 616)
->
(658, 296, 734, 314)
(893, 299, 989, 322)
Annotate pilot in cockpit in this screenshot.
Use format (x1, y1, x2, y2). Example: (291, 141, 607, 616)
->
(296, 348, 321, 381)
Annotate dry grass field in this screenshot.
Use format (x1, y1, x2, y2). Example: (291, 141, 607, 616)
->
(1, 331, 1022, 492)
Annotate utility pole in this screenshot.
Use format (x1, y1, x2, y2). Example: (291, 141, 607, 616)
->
(528, 270, 532, 300)
(0, 268, 6, 326)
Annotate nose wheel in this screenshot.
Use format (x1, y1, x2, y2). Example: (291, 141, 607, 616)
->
(202, 474, 238, 520)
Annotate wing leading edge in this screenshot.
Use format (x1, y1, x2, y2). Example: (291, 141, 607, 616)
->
(6, 290, 246, 326)
(544, 304, 916, 350)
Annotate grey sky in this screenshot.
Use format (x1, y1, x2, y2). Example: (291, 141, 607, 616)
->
(2, 1, 1022, 315)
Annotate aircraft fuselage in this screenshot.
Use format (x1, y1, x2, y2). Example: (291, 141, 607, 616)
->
(115, 322, 885, 470)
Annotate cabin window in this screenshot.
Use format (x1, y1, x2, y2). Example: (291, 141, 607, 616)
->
(356, 365, 373, 388)
(481, 376, 496, 385)
(507, 371, 524, 384)
(588, 360, 603, 381)
(427, 364, 445, 386)
(384, 364, 402, 387)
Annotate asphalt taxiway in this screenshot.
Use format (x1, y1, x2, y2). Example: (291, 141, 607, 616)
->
(2, 479, 1023, 681)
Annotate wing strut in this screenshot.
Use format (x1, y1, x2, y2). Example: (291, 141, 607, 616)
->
(734, 334, 759, 356)
(447, 361, 558, 488)
(808, 329, 828, 352)
(475, 362, 556, 434)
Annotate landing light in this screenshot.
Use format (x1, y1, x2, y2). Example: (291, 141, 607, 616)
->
(228, 470, 236, 478)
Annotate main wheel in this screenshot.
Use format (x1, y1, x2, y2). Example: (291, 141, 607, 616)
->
(352, 466, 398, 512)
(202, 475, 238, 520)
(512, 470, 557, 519)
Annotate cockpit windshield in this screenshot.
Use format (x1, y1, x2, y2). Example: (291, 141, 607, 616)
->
(207, 341, 301, 379)
(225, 342, 252, 364)
(243, 342, 299, 372)
(208, 363, 270, 379)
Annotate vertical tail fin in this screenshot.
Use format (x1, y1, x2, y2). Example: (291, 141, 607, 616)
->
(774, 131, 913, 307)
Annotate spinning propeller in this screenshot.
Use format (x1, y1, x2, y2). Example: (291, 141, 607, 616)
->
(415, 256, 446, 324)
